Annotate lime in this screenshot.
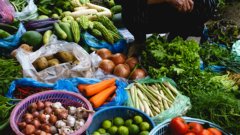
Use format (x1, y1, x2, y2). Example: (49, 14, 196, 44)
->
(113, 117, 124, 126)
(118, 126, 129, 135)
(124, 119, 133, 127)
(128, 124, 140, 135)
(102, 120, 112, 129)
(108, 126, 118, 135)
(133, 115, 143, 124)
(92, 131, 101, 135)
(139, 131, 149, 135)
(140, 122, 150, 131)
(98, 128, 106, 134)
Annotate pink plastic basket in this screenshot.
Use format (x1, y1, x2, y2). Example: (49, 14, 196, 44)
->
(10, 90, 94, 135)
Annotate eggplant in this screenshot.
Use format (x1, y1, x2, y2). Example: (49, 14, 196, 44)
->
(25, 18, 58, 30)
(35, 26, 53, 33)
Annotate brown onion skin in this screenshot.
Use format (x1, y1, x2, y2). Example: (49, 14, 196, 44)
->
(125, 57, 139, 70)
(130, 68, 146, 80)
(113, 64, 130, 78)
(24, 113, 34, 123)
(109, 53, 126, 65)
(49, 114, 57, 124)
(57, 110, 68, 119)
(44, 101, 52, 107)
(25, 124, 36, 135)
(41, 124, 51, 133)
(96, 48, 112, 59)
(44, 107, 53, 114)
(28, 102, 37, 113)
(34, 130, 42, 135)
(38, 113, 46, 123)
(36, 101, 45, 111)
(18, 122, 27, 129)
(32, 111, 40, 118)
(99, 59, 115, 74)
(31, 119, 41, 129)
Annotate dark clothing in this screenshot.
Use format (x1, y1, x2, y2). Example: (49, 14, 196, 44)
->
(116, 0, 217, 42)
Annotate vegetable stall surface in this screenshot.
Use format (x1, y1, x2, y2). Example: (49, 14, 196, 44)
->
(17, 101, 94, 135)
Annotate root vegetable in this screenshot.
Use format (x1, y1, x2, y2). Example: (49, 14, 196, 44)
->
(19, 44, 33, 52)
(34, 130, 42, 135)
(49, 114, 57, 124)
(47, 59, 60, 67)
(32, 119, 41, 129)
(25, 124, 36, 135)
(110, 53, 126, 65)
(56, 120, 66, 128)
(96, 48, 112, 59)
(33, 57, 49, 71)
(67, 115, 76, 127)
(57, 109, 68, 119)
(38, 113, 46, 123)
(130, 68, 146, 80)
(125, 57, 139, 70)
(44, 107, 53, 114)
(52, 102, 63, 109)
(45, 55, 54, 60)
(55, 51, 75, 63)
(32, 111, 40, 118)
(44, 101, 52, 107)
(37, 101, 45, 111)
(41, 124, 51, 133)
(113, 64, 130, 78)
(28, 102, 37, 113)
(99, 59, 115, 74)
(68, 106, 77, 115)
(18, 122, 27, 129)
(24, 113, 33, 123)
(50, 126, 57, 134)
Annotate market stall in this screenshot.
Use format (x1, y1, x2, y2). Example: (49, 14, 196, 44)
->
(0, 0, 240, 135)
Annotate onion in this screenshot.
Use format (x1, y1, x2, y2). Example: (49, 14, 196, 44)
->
(109, 53, 126, 65)
(44, 101, 52, 107)
(44, 107, 53, 114)
(96, 48, 112, 59)
(24, 113, 33, 123)
(58, 110, 68, 119)
(25, 124, 36, 135)
(18, 122, 26, 129)
(130, 68, 146, 80)
(113, 64, 130, 78)
(125, 57, 139, 70)
(36, 101, 45, 111)
(28, 102, 37, 112)
(49, 114, 57, 124)
(32, 119, 41, 129)
(99, 59, 115, 74)
(32, 111, 40, 118)
(34, 130, 42, 135)
(41, 124, 51, 133)
(38, 113, 46, 123)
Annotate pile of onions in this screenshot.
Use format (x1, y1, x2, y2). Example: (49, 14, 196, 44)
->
(129, 69, 146, 80)
(96, 48, 112, 59)
(125, 57, 139, 70)
(99, 59, 115, 74)
(113, 64, 131, 78)
(109, 53, 126, 65)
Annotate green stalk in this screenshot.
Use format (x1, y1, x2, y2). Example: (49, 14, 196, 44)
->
(163, 82, 180, 95)
(129, 85, 136, 107)
(156, 84, 174, 103)
(159, 83, 175, 101)
(136, 83, 159, 105)
(160, 90, 170, 110)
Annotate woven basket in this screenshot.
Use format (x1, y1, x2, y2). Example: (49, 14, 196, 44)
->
(149, 117, 231, 135)
(10, 90, 93, 135)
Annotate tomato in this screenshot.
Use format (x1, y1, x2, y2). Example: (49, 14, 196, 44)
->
(199, 129, 214, 135)
(208, 128, 222, 135)
(188, 122, 204, 134)
(185, 132, 196, 135)
(169, 117, 188, 135)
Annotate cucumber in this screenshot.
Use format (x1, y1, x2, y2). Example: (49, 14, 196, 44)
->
(54, 23, 67, 40)
(59, 22, 73, 42)
(43, 30, 52, 45)
(62, 16, 75, 23)
(0, 29, 11, 38)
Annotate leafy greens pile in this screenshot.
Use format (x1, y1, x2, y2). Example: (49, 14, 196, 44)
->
(141, 35, 200, 79)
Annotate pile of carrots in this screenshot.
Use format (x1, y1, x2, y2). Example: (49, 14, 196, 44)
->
(78, 78, 117, 108)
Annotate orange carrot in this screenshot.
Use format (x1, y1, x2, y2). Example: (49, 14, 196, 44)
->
(78, 84, 90, 92)
(89, 85, 117, 108)
(84, 78, 116, 96)
(107, 93, 116, 102)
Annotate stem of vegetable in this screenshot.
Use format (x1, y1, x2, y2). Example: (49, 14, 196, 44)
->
(163, 82, 179, 95)
(159, 83, 176, 101)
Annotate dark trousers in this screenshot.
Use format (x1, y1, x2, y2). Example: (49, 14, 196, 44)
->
(118, 0, 217, 43)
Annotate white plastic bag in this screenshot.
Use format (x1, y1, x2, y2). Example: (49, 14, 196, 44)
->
(15, 36, 96, 83)
(14, 0, 38, 21)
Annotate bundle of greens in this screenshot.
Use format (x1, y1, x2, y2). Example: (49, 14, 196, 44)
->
(177, 72, 240, 134)
(141, 35, 200, 79)
(0, 58, 22, 95)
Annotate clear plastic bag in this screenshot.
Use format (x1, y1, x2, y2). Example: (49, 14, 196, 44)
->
(14, 0, 38, 21)
(15, 35, 95, 83)
(0, 0, 15, 23)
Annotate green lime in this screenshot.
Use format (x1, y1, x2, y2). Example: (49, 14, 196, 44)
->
(92, 131, 101, 135)
(140, 122, 150, 131)
(102, 120, 112, 129)
(98, 128, 106, 134)
(113, 117, 124, 126)
(133, 115, 143, 124)
(139, 131, 149, 135)
(108, 126, 118, 135)
(124, 119, 133, 127)
(118, 126, 129, 135)
(128, 124, 140, 135)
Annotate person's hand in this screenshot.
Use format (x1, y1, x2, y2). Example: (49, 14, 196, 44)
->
(168, 0, 194, 12)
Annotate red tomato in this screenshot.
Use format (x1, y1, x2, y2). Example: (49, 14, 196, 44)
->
(170, 117, 188, 135)
(185, 132, 196, 135)
(188, 122, 204, 134)
(199, 129, 214, 135)
(208, 128, 222, 135)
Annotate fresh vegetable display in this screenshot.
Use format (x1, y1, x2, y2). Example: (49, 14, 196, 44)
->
(168, 117, 223, 135)
(92, 115, 151, 135)
(33, 51, 78, 72)
(17, 101, 94, 135)
(126, 81, 180, 117)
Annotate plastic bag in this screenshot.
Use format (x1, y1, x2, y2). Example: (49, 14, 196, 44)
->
(82, 32, 127, 53)
(14, 0, 38, 21)
(125, 77, 191, 124)
(0, 0, 15, 23)
(15, 35, 94, 83)
(0, 23, 26, 56)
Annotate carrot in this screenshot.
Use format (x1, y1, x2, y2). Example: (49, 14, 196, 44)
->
(84, 78, 116, 97)
(107, 93, 116, 102)
(78, 84, 90, 92)
(89, 85, 117, 108)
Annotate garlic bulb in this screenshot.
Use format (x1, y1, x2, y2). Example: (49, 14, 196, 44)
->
(55, 120, 66, 128)
(68, 106, 77, 115)
(52, 102, 63, 109)
(66, 115, 76, 127)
